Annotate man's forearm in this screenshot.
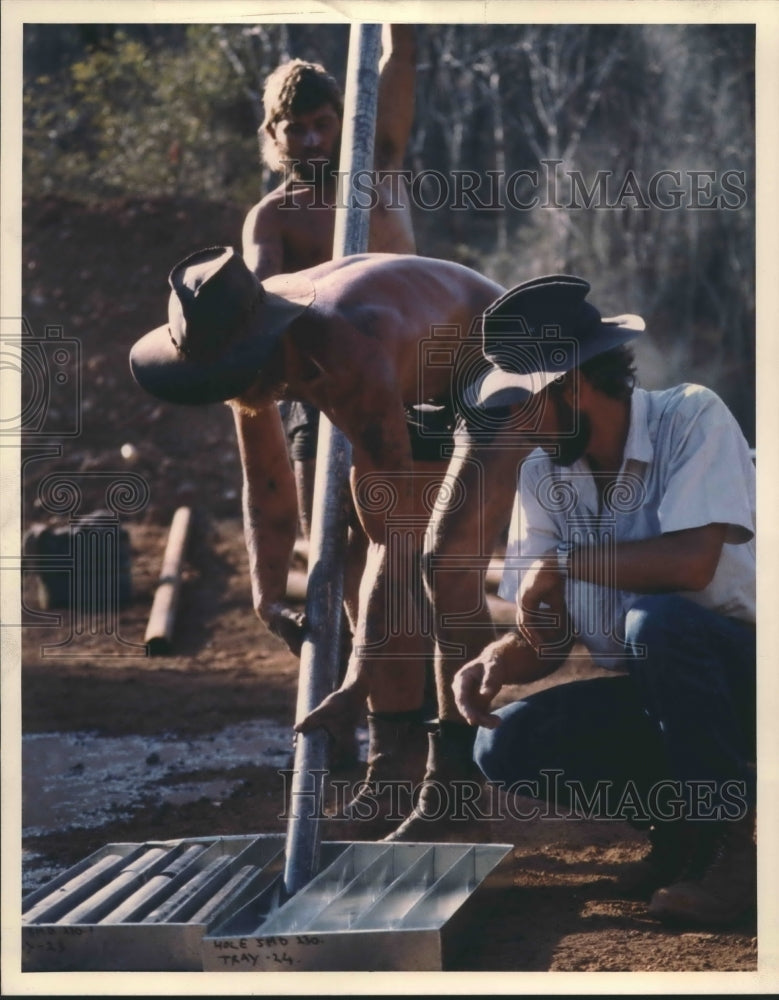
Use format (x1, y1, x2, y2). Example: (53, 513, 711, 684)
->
(242, 491, 297, 616)
(232, 404, 299, 617)
(569, 524, 727, 594)
(376, 24, 416, 168)
(480, 630, 565, 686)
(382, 24, 416, 61)
(425, 437, 532, 719)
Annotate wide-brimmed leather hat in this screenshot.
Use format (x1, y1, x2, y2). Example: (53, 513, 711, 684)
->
(473, 274, 645, 408)
(129, 246, 315, 405)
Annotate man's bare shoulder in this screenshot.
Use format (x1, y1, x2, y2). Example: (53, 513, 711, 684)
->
(243, 177, 335, 273)
(242, 178, 312, 273)
(245, 182, 291, 221)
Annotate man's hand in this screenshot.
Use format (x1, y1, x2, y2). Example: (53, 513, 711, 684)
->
(452, 642, 510, 729)
(517, 556, 567, 651)
(294, 684, 365, 740)
(261, 601, 308, 657)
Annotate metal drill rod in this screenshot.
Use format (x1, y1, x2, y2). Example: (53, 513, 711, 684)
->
(283, 22, 382, 899)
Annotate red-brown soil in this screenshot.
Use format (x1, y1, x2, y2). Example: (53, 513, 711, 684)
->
(14, 196, 758, 975)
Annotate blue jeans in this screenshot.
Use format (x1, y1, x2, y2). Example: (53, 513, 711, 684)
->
(474, 595, 755, 823)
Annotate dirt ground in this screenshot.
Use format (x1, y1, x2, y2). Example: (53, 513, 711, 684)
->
(15, 196, 758, 976)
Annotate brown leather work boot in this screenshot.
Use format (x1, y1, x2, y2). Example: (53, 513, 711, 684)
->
(615, 821, 688, 899)
(648, 811, 756, 926)
(334, 710, 428, 832)
(383, 721, 493, 843)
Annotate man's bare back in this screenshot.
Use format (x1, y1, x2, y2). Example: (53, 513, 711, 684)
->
(234, 253, 504, 432)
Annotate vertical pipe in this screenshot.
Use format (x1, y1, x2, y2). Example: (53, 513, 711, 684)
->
(283, 22, 382, 899)
(331, 24, 382, 261)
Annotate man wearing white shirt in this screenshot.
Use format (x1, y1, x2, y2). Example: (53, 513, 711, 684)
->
(451, 274, 756, 927)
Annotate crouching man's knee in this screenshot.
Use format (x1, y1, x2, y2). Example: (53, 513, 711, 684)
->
(472, 700, 536, 785)
(624, 593, 693, 656)
(473, 724, 503, 783)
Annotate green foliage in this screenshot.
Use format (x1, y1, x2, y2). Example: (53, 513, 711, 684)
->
(21, 22, 755, 439)
(24, 25, 264, 203)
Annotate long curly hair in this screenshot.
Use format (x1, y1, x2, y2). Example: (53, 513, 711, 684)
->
(260, 59, 343, 171)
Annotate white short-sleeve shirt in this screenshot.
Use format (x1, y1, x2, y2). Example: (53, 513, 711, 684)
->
(499, 385, 756, 668)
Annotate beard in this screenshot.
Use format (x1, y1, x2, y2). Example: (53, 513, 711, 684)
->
(290, 153, 339, 184)
(264, 136, 342, 185)
(546, 393, 592, 467)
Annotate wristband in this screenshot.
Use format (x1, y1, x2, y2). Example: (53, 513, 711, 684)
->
(556, 541, 576, 572)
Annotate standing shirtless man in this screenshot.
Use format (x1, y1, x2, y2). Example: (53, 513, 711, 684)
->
(236, 28, 422, 795)
(241, 25, 416, 538)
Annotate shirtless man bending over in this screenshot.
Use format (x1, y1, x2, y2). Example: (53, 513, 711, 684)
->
(130, 248, 526, 837)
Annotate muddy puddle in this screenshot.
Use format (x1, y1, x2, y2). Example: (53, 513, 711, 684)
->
(22, 721, 368, 893)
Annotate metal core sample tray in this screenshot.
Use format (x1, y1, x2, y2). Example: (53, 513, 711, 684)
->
(22, 836, 513, 972)
(202, 841, 513, 972)
(21, 834, 288, 971)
